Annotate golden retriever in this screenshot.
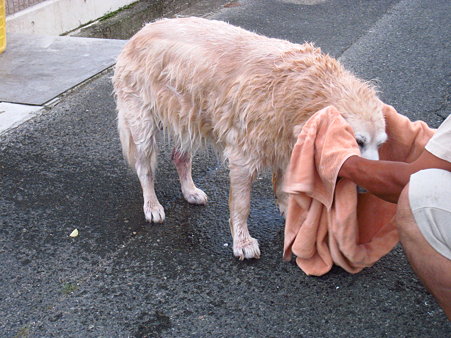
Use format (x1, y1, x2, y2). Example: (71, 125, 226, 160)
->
(113, 17, 387, 260)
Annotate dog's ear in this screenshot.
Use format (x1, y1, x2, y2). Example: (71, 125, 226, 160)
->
(293, 106, 345, 139)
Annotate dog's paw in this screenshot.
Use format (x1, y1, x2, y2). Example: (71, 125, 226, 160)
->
(183, 187, 208, 205)
(143, 201, 165, 223)
(233, 237, 260, 260)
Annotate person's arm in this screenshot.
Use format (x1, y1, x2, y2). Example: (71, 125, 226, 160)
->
(339, 149, 451, 203)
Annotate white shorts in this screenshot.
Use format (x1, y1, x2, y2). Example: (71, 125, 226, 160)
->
(409, 169, 451, 260)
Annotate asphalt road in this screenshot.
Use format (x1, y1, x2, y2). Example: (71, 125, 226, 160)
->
(1, 0, 450, 336)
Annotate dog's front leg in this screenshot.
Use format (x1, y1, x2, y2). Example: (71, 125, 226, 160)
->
(228, 160, 260, 260)
(272, 169, 288, 217)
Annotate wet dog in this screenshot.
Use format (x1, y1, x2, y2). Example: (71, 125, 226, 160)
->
(113, 17, 387, 259)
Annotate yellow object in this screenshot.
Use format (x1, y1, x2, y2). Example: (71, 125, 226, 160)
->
(0, 0, 5, 53)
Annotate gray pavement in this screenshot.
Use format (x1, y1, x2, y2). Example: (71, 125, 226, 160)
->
(1, 0, 450, 336)
(0, 34, 125, 105)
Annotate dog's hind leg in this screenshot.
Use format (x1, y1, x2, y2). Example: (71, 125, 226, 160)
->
(228, 157, 260, 260)
(118, 103, 165, 223)
(172, 149, 208, 205)
(134, 133, 165, 223)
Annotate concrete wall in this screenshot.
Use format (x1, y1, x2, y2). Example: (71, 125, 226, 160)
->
(6, 0, 137, 35)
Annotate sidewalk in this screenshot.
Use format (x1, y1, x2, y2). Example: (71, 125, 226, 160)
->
(1, 0, 132, 135)
(0, 34, 125, 134)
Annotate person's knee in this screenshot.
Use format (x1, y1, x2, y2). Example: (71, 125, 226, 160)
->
(397, 170, 451, 260)
(396, 183, 415, 238)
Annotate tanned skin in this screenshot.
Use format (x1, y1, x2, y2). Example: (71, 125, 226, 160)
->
(339, 149, 451, 203)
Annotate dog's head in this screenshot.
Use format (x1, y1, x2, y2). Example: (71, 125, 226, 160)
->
(291, 103, 387, 161)
(335, 83, 387, 160)
(345, 111, 387, 160)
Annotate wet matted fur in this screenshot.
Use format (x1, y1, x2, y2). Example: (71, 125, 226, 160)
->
(113, 17, 387, 260)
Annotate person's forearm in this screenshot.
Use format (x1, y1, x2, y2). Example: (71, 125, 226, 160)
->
(339, 149, 451, 203)
(339, 155, 413, 203)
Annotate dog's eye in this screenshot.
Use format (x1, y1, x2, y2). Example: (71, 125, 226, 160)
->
(356, 139, 365, 148)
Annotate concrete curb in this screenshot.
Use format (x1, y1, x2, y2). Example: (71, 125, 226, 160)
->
(6, 0, 136, 35)
(71, 0, 202, 40)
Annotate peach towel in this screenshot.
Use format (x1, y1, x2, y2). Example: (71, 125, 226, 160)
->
(283, 104, 434, 276)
